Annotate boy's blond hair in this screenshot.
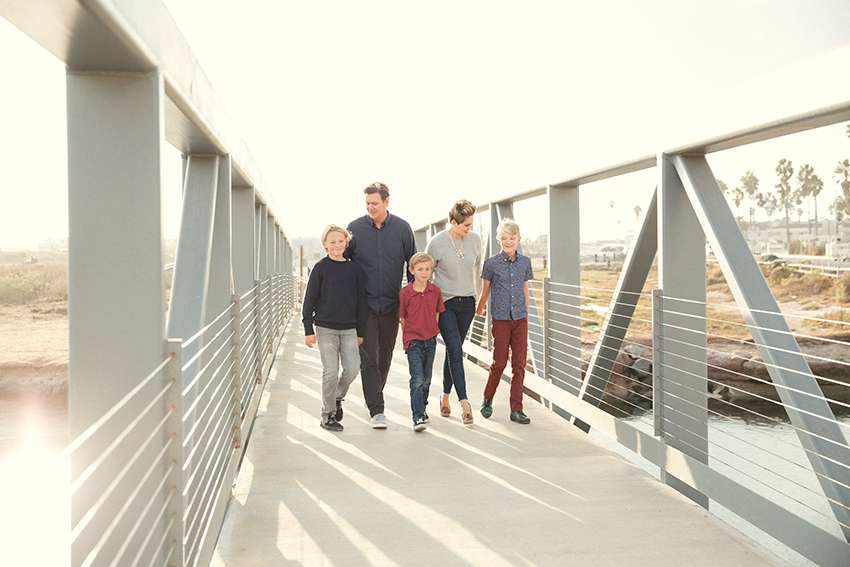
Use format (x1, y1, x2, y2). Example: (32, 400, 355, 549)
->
(321, 224, 351, 251)
(408, 252, 434, 270)
(496, 218, 521, 238)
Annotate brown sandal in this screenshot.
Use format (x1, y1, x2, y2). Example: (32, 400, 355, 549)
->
(440, 405, 451, 417)
(462, 412, 473, 425)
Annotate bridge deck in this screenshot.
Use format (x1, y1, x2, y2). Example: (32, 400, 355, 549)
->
(211, 322, 787, 567)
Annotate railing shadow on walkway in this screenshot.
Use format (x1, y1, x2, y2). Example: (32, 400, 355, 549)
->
(210, 320, 788, 567)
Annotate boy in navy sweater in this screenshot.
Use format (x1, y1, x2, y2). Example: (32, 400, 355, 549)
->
(303, 225, 369, 431)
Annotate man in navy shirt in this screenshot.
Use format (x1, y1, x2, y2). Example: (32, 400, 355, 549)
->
(345, 182, 417, 429)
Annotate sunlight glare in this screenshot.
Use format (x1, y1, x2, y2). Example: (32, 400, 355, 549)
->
(0, 447, 70, 566)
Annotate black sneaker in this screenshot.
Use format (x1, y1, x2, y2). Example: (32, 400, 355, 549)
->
(413, 418, 427, 432)
(510, 410, 530, 424)
(334, 399, 343, 421)
(423, 412, 430, 423)
(321, 416, 343, 431)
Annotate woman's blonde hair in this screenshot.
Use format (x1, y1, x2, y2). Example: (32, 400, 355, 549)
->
(321, 224, 351, 251)
(448, 199, 477, 224)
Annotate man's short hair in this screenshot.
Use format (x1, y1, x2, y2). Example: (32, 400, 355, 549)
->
(320, 224, 351, 251)
(408, 252, 434, 270)
(496, 218, 521, 237)
(364, 182, 389, 201)
(448, 199, 476, 224)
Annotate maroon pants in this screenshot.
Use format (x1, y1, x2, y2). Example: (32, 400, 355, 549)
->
(483, 318, 528, 411)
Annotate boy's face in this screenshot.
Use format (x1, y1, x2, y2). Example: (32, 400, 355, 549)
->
(497, 231, 521, 255)
(324, 231, 348, 257)
(411, 261, 432, 283)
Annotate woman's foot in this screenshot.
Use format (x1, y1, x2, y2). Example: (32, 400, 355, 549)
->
(440, 394, 451, 417)
(460, 399, 473, 425)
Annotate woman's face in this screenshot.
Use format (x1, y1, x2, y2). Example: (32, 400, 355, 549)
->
(451, 217, 474, 237)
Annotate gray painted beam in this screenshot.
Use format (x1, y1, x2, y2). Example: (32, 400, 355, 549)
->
(658, 154, 709, 508)
(166, 156, 218, 343)
(232, 188, 256, 297)
(547, 184, 582, 406)
(673, 153, 850, 540)
(207, 155, 234, 325)
(67, 69, 168, 567)
(579, 188, 658, 408)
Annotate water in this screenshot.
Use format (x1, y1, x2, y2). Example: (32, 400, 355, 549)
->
(0, 395, 67, 459)
(0, 395, 69, 565)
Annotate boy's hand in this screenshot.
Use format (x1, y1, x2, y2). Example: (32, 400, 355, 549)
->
(358, 337, 364, 346)
(305, 334, 316, 348)
(476, 304, 485, 316)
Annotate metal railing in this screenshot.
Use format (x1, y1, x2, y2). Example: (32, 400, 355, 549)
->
(0, 2, 298, 566)
(64, 273, 297, 567)
(416, 44, 850, 566)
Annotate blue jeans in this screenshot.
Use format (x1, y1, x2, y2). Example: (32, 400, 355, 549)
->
(406, 337, 436, 421)
(438, 296, 476, 401)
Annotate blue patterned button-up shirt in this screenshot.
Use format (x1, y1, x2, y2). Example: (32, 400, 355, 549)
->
(480, 251, 534, 320)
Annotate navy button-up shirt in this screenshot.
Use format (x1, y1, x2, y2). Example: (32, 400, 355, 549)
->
(345, 212, 417, 315)
(480, 251, 534, 320)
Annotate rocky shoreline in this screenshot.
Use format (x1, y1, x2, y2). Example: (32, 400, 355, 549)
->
(595, 332, 850, 408)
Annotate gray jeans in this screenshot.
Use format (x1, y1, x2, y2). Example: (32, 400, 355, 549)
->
(315, 326, 361, 418)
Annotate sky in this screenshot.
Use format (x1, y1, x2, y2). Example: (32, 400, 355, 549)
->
(1, 0, 850, 249)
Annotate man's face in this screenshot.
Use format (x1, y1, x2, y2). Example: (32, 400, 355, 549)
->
(365, 193, 389, 222)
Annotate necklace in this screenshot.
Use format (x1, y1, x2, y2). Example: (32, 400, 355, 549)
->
(449, 231, 465, 259)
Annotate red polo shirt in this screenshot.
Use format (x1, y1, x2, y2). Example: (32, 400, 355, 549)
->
(399, 281, 445, 350)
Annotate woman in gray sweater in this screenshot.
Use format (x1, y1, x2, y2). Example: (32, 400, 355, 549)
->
(425, 200, 482, 425)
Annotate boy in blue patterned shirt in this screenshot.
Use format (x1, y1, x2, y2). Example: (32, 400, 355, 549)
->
(475, 219, 534, 424)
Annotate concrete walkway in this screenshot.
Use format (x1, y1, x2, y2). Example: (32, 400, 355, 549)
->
(211, 322, 788, 567)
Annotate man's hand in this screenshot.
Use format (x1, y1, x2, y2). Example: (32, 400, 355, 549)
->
(305, 334, 316, 348)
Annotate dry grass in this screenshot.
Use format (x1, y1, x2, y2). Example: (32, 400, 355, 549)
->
(536, 261, 848, 341)
(0, 264, 67, 305)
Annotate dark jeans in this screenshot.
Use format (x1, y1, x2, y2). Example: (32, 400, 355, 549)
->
(437, 296, 476, 401)
(406, 337, 436, 421)
(359, 305, 400, 417)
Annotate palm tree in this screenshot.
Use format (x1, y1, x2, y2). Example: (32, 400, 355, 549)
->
(758, 191, 780, 221)
(797, 164, 824, 237)
(836, 159, 850, 199)
(718, 178, 737, 213)
(740, 171, 759, 225)
(831, 195, 849, 221)
(835, 159, 850, 219)
(633, 204, 642, 222)
(775, 159, 794, 250)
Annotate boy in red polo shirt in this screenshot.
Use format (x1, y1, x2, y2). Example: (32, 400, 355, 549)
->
(399, 253, 445, 431)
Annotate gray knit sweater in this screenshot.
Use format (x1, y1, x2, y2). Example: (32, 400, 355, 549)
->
(425, 230, 483, 301)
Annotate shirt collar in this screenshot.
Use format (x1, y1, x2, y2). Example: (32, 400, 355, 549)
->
(367, 211, 393, 228)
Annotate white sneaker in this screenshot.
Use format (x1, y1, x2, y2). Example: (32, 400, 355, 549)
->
(371, 413, 387, 429)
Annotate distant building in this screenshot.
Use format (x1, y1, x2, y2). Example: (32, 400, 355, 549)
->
(292, 237, 324, 280)
(39, 237, 68, 252)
